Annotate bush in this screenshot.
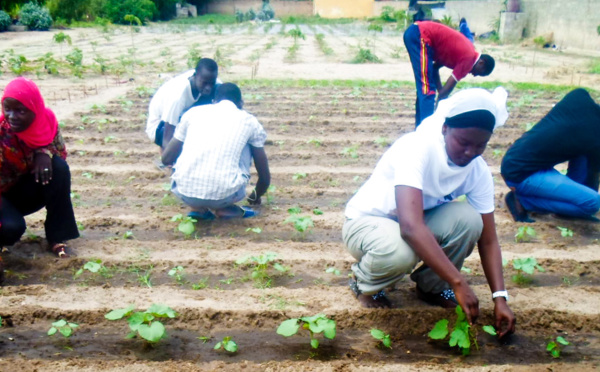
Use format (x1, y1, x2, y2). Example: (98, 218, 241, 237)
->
(245, 8, 255, 21)
(153, 0, 177, 21)
(235, 9, 244, 23)
(0, 10, 11, 31)
(102, 0, 157, 25)
(45, 0, 102, 23)
(19, 2, 53, 30)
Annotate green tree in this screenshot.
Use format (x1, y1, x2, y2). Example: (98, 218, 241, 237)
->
(102, 0, 157, 25)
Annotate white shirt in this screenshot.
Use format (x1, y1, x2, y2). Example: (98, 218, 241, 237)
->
(172, 100, 267, 200)
(345, 130, 494, 220)
(145, 70, 197, 142)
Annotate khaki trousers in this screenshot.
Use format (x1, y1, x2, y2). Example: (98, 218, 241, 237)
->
(342, 202, 483, 295)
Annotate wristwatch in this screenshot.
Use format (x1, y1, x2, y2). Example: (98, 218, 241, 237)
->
(492, 290, 509, 301)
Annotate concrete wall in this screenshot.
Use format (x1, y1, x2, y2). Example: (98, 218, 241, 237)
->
(521, 0, 600, 50)
(206, 1, 313, 17)
(314, 0, 373, 18)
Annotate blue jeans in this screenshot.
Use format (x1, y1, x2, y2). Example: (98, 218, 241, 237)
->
(507, 157, 600, 217)
(404, 24, 436, 127)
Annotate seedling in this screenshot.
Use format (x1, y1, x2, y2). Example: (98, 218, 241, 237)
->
(325, 267, 340, 276)
(370, 329, 392, 349)
(170, 214, 197, 238)
(292, 172, 307, 180)
(48, 319, 78, 339)
(557, 226, 573, 238)
(547, 336, 570, 358)
(492, 149, 504, 159)
(341, 145, 360, 159)
(82, 172, 94, 179)
(168, 266, 185, 284)
(514, 226, 536, 243)
(313, 208, 323, 215)
(236, 252, 287, 288)
(123, 231, 135, 239)
(284, 214, 314, 234)
(429, 306, 479, 355)
(105, 304, 177, 344)
(246, 227, 262, 234)
(307, 138, 322, 147)
(512, 257, 545, 285)
(277, 314, 336, 349)
(74, 259, 111, 279)
(214, 336, 238, 353)
(374, 137, 390, 147)
(192, 278, 208, 290)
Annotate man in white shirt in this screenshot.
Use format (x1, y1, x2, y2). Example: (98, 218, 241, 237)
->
(146, 58, 219, 150)
(343, 88, 515, 339)
(161, 83, 270, 220)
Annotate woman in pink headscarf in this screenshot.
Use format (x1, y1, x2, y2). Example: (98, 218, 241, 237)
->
(0, 78, 79, 280)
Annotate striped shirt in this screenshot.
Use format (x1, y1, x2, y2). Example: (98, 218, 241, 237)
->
(172, 100, 267, 200)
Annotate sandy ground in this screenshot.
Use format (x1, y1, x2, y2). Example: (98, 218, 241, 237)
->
(0, 22, 599, 371)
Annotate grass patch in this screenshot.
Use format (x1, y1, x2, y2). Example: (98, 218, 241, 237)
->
(590, 59, 600, 74)
(350, 47, 381, 64)
(238, 79, 413, 89)
(165, 14, 237, 25)
(280, 15, 356, 25)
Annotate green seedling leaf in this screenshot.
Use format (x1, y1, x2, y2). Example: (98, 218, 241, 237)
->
(325, 267, 340, 275)
(557, 226, 573, 238)
(370, 328, 385, 340)
(105, 304, 135, 320)
(246, 227, 262, 234)
(277, 318, 300, 336)
(428, 319, 449, 340)
(556, 336, 569, 345)
(137, 321, 165, 343)
(214, 342, 222, 350)
(52, 319, 67, 327)
(292, 172, 307, 180)
(483, 325, 497, 336)
(146, 304, 177, 318)
(288, 206, 302, 215)
(178, 221, 195, 236)
(310, 338, 319, 349)
(312, 208, 323, 215)
(48, 327, 58, 336)
(224, 339, 238, 352)
(460, 266, 472, 273)
(59, 326, 73, 338)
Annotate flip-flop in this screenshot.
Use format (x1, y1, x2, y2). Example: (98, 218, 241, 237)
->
(218, 205, 258, 220)
(188, 210, 216, 221)
(240, 206, 257, 219)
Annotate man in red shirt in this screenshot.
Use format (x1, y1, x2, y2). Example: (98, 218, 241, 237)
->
(404, 21, 495, 126)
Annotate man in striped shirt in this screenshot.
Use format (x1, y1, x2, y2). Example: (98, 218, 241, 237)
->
(161, 83, 271, 220)
(404, 21, 495, 126)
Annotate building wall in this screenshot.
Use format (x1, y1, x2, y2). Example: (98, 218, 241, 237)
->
(313, 0, 373, 18)
(205, 0, 313, 17)
(520, 0, 600, 50)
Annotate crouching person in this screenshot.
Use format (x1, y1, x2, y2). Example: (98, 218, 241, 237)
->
(343, 88, 515, 337)
(161, 83, 270, 220)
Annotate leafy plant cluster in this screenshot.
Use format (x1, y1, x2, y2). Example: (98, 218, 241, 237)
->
(428, 306, 496, 355)
(351, 47, 381, 64)
(235, 2, 274, 23)
(170, 213, 197, 238)
(511, 257, 545, 285)
(514, 226, 536, 242)
(19, 2, 53, 31)
(105, 304, 177, 343)
(0, 10, 11, 32)
(277, 314, 336, 349)
(284, 206, 314, 236)
(547, 336, 570, 358)
(236, 252, 288, 288)
(315, 33, 334, 56)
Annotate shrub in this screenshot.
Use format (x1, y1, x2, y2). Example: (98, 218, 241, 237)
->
(102, 0, 157, 25)
(0, 10, 11, 32)
(19, 2, 53, 31)
(245, 8, 256, 21)
(45, 0, 101, 23)
(153, 0, 177, 21)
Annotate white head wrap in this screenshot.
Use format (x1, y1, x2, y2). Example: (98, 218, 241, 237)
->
(417, 87, 509, 136)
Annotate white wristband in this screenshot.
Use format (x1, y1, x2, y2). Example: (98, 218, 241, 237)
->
(492, 290, 509, 301)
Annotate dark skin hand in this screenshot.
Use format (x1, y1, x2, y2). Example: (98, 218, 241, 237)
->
(395, 187, 516, 337)
(33, 152, 53, 185)
(247, 146, 271, 205)
(432, 62, 457, 106)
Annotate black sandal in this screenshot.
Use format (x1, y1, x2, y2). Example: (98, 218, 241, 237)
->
(349, 278, 392, 307)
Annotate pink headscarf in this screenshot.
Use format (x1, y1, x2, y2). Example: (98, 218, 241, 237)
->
(1, 77, 58, 148)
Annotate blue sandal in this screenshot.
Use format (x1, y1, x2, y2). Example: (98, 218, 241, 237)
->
(188, 210, 216, 221)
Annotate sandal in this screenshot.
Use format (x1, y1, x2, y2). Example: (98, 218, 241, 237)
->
(349, 278, 392, 308)
(505, 191, 535, 223)
(188, 210, 216, 221)
(49, 243, 70, 258)
(416, 286, 458, 308)
(217, 205, 258, 220)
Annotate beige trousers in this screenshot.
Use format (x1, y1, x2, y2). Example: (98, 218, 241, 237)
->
(342, 202, 483, 295)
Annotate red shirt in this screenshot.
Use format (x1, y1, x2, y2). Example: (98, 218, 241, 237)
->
(417, 21, 480, 81)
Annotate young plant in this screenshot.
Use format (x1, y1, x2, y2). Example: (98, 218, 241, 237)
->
(284, 207, 314, 235)
(214, 336, 238, 353)
(53, 32, 72, 58)
(105, 304, 177, 344)
(370, 328, 392, 349)
(547, 336, 570, 358)
(168, 266, 185, 284)
(374, 137, 390, 147)
(325, 267, 340, 276)
(428, 306, 482, 355)
(73, 259, 111, 279)
(277, 314, 336, 349)
(292, 172, 307, 181)
(246, 227, 262, 234)
(557, 226, 573, 238)
(48, 319, 78, 338)
(512, 257, 545, 285)
(236, 252, 287, 288)
(514, 226, 536, 243)
(341, 145, 360, 159)
(170, 214, 197, 238)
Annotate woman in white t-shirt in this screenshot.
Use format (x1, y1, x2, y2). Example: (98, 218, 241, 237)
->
(343, 88, 515, 338)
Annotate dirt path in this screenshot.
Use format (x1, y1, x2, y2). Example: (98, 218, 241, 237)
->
(0, 24, 599, 371)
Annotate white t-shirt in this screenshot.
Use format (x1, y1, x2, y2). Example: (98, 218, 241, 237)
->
(345, 130, 494, 220)
(145, 70, 197, 142)
(172, 100, 267, 200)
